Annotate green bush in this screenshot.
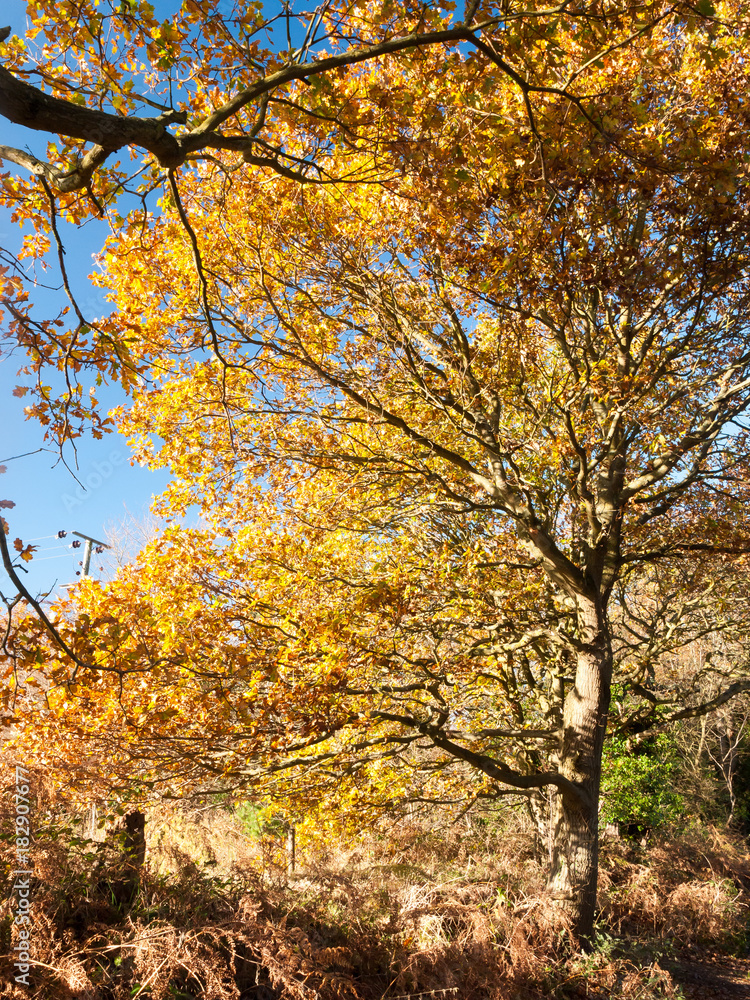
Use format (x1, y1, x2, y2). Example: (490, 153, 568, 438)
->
(234, 801, 289, 838)
(600, 734, 684, 834)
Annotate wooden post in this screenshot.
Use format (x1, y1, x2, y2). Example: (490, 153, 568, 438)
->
(287, 824, 296, 873)
(105, 809, 146, 903)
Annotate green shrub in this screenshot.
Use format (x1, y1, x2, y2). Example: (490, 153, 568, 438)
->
(601, 735, 684, 834)
(234, 800, 288, 838)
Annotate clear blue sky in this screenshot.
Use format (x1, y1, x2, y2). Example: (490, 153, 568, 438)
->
(0, 0, 171, 596)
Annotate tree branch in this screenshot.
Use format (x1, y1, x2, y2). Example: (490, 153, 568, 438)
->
(0, 64, 186, 167)
(374, 710, 590, 807)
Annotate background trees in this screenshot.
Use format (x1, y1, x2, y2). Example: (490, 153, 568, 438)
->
(3, 0, 750, 941)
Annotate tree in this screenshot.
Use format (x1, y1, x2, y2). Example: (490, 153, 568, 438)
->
(0, 0, 728, 436)
(3, 0, 750, 942)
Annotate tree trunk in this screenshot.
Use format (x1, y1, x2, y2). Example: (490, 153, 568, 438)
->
(548, 596, 612, 942)
(104, 809, 146, 904)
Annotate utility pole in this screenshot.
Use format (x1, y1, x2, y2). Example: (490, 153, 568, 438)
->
(71, 531, 110, 577)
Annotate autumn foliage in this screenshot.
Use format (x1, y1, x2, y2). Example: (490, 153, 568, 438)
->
(3, 0, 750, 941)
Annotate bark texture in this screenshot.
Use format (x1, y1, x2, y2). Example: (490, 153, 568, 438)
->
(548, 597, 612, 941)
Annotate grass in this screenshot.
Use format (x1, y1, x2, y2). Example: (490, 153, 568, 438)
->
(1, 798, 748, 999)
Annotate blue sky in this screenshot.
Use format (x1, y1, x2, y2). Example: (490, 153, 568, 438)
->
(0, 0, 317, 597)
(1, 0, 172, 596)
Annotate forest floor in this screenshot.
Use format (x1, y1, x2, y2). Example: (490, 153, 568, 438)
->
(667, 954, 750, 998)
(2, 803, 750, 999)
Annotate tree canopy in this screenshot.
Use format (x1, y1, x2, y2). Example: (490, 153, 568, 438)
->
(3, 0, 750, 940)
